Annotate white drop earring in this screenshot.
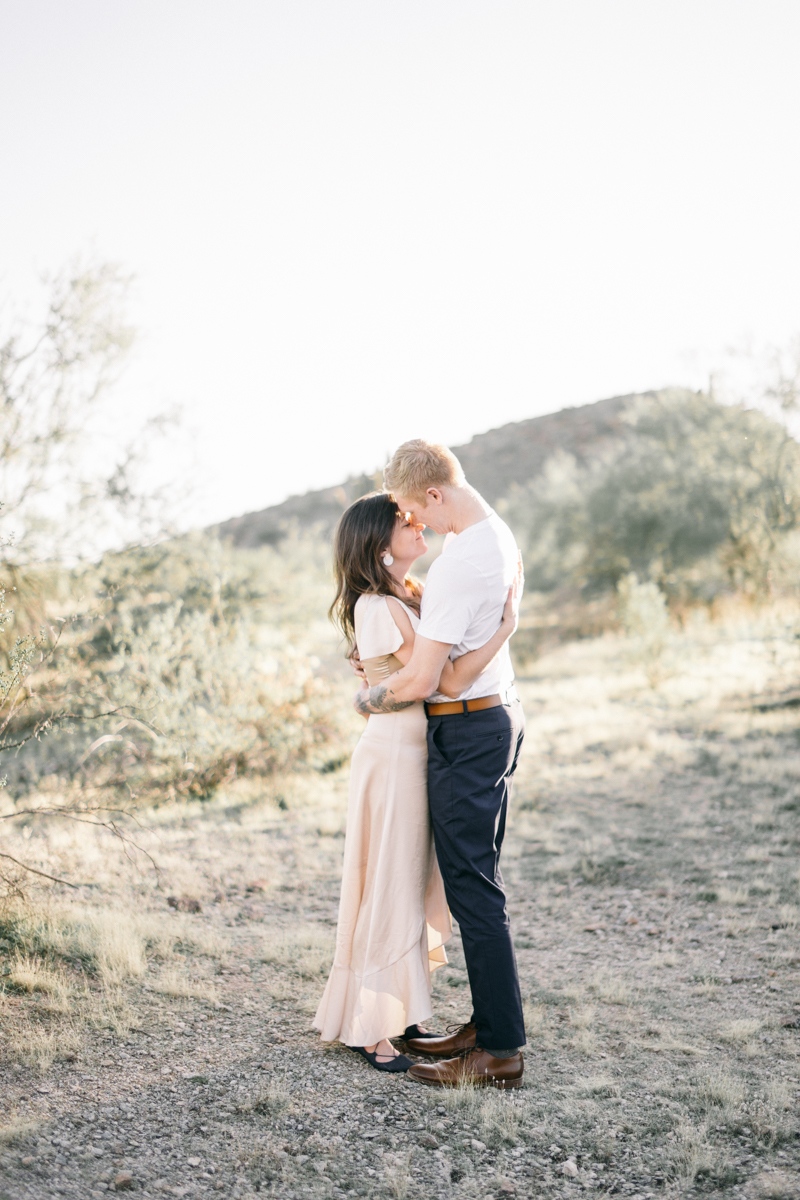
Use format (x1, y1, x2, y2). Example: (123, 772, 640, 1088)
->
(382, 553, 394, 566)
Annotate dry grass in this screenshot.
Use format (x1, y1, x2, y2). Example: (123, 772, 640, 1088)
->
(717, 885, 751, 905)
(383, 1149, 414, 1200)
(0, 1112, 41, 1144)
(663, 1119, 729, 1187)
(749, 1171, 800, 1199)
(522, 1000, 547, 1039)
(579, 1073, 620, 1097)
(7, 955, 68, 998)
(568, 1004, 595, 1028)
(590, 971, 633, 1005)
(82, 985, 139, 1035)
(150, 967, 219, 1003)
(697, 1070, 746, 1109)
(721, 1018, 763, 1044)
(260, 925, 334, 979)
(478, 1090, 521, 1144)
(10, 1022, 82, 1072)
(694, 975, 721, 997)
(0, 901, 163, 983)
(440, 1075, 482, 1117)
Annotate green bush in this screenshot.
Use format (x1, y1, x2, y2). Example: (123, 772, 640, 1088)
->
(506, 391, 800, 601)
(1, 534, 347, 804)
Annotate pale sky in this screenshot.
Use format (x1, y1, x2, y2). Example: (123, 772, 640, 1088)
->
(2, 1, 799, 528)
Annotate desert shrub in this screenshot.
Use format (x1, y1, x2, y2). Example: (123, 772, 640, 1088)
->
(506, 390, 800, 601)
(1, 533, 346, 804)
(616, 572, 671, 683)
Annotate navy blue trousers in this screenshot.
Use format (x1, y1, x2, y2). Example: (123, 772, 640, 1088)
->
(426, 696, 526, 1051)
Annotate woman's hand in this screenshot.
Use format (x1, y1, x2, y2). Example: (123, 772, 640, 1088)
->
(349, 647, 367, 681)
(501, 552, 524, 635)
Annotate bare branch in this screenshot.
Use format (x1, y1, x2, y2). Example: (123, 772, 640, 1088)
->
(0, 851, 80, 888)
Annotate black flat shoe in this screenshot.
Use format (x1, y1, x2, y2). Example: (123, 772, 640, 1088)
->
(349, 1045, 413, 1073)
(402, 1024, 440, 1040)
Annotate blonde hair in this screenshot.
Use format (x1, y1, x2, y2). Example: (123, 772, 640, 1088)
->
(383, 439, 465, 502)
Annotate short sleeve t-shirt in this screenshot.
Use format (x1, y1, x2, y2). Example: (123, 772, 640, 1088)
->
(418, 510, 520, 703)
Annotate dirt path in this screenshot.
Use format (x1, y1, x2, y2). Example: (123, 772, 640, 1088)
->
(1, 624, 799, 1200)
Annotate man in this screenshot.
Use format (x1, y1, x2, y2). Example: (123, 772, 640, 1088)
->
(354, 438, 526, 1089)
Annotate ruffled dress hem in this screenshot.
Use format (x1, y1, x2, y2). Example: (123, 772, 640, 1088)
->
(313, 924, 448, 1047)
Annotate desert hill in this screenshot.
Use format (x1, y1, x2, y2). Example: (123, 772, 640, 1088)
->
(214, 390, 666, 547)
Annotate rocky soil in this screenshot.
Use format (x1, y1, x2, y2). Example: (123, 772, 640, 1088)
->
(1, 618, 799, 1200)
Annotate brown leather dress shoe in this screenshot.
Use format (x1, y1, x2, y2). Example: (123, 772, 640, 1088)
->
(404, 1022, 476, 1057)
(408, 1048, 524, 1089)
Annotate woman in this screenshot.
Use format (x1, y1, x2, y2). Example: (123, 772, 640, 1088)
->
(313, 492, 518, 1072)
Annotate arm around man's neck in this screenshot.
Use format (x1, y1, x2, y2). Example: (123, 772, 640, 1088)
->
(354, 636, 453, 716)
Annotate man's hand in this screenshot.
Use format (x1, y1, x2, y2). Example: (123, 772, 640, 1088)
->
(354, 680, 416, 716)
(353, 679, 372, 719)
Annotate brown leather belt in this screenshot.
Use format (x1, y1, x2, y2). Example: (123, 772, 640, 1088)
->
(424, 693, 503, 717)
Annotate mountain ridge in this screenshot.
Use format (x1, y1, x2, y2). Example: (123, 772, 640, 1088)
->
(214, 390, 665, 547)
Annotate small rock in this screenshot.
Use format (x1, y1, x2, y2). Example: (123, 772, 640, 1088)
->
(296, 1155, 309, 1164)
(583, 923, 606, 932)
(21, 1156, 35, 1167)
(167, 896, 202, 914)
(470, 1139, 486, 1151)
(418, 1134, 439, 1149)
(561, 1159, 579, 1177)
(624, 915, 639, 925)
(114, 1174, 134, 1192)
(500, 1182, 517, 1194)
(187, 1157, 201, 1167)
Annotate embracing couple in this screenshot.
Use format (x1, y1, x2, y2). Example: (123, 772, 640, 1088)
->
(313, 439, 526, 1089)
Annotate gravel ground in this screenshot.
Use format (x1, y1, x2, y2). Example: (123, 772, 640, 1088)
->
(1, 618, 799, 1200)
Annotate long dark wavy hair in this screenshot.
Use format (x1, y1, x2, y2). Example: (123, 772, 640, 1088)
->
(330, 491, 422, 652)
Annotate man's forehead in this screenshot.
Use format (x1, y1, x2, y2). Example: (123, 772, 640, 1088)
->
(395, 491, 423, 509)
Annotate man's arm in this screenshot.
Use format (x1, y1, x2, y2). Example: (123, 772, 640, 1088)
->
(354, 635, 453, 715)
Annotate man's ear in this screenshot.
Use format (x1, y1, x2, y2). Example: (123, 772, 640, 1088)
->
(426, 487, 444, 506)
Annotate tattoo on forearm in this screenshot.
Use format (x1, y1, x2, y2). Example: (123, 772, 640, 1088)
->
(355, 683, 415, 715)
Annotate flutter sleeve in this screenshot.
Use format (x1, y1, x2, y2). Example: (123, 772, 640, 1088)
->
(354, 595, 404, 659)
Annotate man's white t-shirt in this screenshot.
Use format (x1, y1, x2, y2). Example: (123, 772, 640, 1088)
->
(418, 510, 520, 704)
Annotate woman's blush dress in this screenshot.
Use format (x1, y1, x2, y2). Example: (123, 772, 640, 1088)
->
(313, 593, 451, 1047)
